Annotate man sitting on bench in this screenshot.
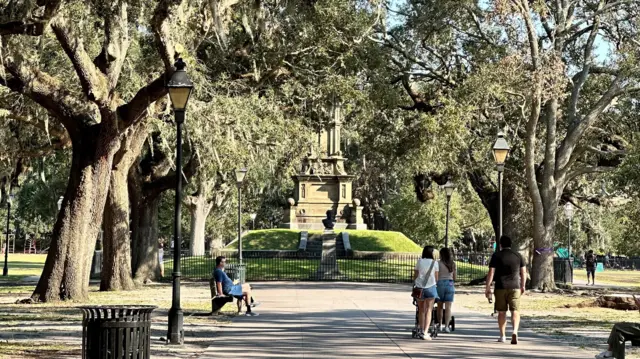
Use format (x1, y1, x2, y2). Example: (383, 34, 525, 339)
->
(213, 256, 259, 316)
(596, 295, 640, 359)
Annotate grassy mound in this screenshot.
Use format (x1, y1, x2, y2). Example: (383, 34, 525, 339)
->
(345, 230, 422, 253)
(226, 229, 302, 250)
(225, 229, 422, 253)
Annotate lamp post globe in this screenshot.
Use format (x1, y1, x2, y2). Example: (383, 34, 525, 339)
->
(492, 132, 511, 170)
(235, 168, 248, 268)
(492, 132, 511, 247)
(167, 57, 194, 346)
(443, 179, 455, 248)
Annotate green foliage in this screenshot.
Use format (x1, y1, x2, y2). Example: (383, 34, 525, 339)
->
(384, 183, 492, 249)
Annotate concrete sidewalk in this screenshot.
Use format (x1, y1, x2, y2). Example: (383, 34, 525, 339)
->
(203, 282, 596, 359)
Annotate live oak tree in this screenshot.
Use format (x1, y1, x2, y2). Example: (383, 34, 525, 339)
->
(376, 0, 640, 289)
(498, 0, 640, 289)
(0, 0, 197, 301)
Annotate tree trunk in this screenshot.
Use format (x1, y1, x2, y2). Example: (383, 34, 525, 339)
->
(468, 169, 532, 254)
(101, 168, 136, 291)
(100, 123, 147, 291)
(101, 172, 135, 291)
(189, 193, 212, 256)
(132, 196, 161, 283)
(32, 126, 120, 302)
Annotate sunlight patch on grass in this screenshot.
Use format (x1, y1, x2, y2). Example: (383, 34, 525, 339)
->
(346, 230, 422, 252)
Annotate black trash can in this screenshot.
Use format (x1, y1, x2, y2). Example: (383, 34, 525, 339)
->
(226, 263, 246, 284)
(79, 305, 156, 359)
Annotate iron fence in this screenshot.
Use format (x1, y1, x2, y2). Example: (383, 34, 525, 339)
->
(165, 250, 492, 284)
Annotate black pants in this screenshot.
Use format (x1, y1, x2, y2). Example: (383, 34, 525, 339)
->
(608, 322, 640, 359)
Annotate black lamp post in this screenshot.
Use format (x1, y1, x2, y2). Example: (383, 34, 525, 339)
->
(3, 193, 13, 277)
(235, 168, 248, 268)
(492, 132, 510, 250)
(166, 58, 193, 346)
(443, 179, 455, 249)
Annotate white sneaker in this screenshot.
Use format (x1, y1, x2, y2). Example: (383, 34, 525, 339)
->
(443, 327, 451, 334)
(595, 351, 614, 359)
(498, 336, 506, 343)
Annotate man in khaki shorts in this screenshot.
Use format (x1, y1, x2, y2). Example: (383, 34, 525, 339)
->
(485, 235, 526, 344)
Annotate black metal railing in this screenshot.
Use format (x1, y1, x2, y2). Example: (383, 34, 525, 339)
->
(165, 250, 492, 284)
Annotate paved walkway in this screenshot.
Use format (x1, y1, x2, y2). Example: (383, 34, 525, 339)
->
(203, 282, 596, 359)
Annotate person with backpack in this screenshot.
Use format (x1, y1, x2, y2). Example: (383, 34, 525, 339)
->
(586, 250, 597, 286)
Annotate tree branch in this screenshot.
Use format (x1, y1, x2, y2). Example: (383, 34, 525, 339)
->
(118, 73, 168, 125)
(151, 0, 184, 72)
(1, 59, 97, 132)
(566, 165, 615, 183)
(51, 17, 109, 108)
(0, 0, 63, 36)
(556, 75, 623, 177)
(94, 0, 131, 92)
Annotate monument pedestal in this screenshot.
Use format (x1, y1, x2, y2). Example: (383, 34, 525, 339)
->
(282, 101, 365, 230)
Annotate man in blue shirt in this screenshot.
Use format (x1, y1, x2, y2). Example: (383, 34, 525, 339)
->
(213, 256, 259, 316)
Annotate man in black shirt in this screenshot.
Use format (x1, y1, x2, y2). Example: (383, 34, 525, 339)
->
(485, 235, 526, 345)
(586, 250, 596, 285)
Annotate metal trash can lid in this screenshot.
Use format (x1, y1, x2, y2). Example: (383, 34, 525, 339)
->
(78, 305, 157, 310)
(78, 305, 157, 319)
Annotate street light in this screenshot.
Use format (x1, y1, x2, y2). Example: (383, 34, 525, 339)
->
(250, 213, 257, 230)
(492, 131, 511, 249)
(443, 179, 455, 248)
(166, 57, 194, 346)
(3, 194, 13, 277)
(565, 202, 574, 260)
(235, 168, 248, 269)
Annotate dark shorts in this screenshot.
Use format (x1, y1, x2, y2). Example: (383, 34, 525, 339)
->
(586, 267, 595, 274)
(494, 289, 521, 312)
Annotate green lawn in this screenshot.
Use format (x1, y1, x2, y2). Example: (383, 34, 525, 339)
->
(574, 268, 640, 288)
(345, 230, 422, 252)
(0, 254, 46, 283)
(165, 256, 319, 281)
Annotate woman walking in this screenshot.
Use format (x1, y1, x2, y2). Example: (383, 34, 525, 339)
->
(437, 247, 456, 333)
(413, 246, 439, 340)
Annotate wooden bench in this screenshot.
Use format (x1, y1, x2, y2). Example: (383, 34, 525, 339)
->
(209, 278, 235, 314)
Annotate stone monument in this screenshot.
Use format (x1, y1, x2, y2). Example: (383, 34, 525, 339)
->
(282, 102, 366, 230)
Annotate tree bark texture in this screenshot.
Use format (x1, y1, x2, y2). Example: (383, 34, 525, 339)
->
(100, 124, 147, 291)
(131, 195, 162, 283)
(33, 124, 120, 302)
(129, 137, 198, 283)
